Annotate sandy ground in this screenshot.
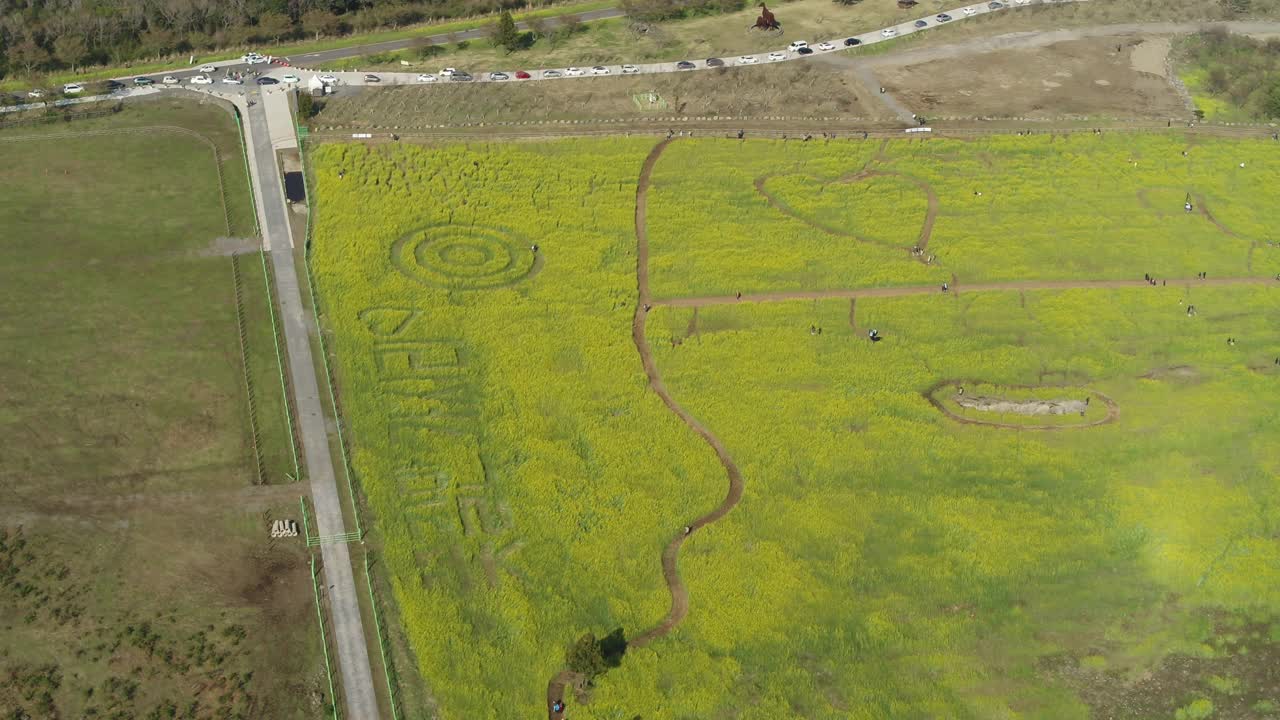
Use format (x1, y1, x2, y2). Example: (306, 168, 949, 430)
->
(877, 36, 1187, 118)
(956, 394, 1088, 416)
(317, 61, 882, 126)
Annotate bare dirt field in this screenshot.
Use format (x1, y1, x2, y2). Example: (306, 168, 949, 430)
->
(878, 36, 1188, 119)
(315, 61, 883, 127)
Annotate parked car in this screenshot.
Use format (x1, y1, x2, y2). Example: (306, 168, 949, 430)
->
(439, 67, 457, 77)
(817, 41, 835, 51)
(737, 55, 758, 64)
(190, 75, 213, 84)
(317, 74, 338, 83)
(767, 51, 785, 61)
(621, 64, 639, 74)
(881, 28, 898, 37)
(221, 76, 243, 85)
(788, 40, 809, 51)
(363, 74, 380, 82)
(242, 53, 267, 64)
(281, 74, 301, 83)
(936, 13, 952, 21)
(543, 69, 562, 78)
(451, 72, 473, 81)
(590, 66, 610, 75)
(490, 71, 510, 80)
(63, 83, 84, 94)
(107, 80, 126, 91)
(844, 37, 862, 46)
(989, 1, 1004, 7)
(162, 75, 180, 84)
(27, 89, 45, 98)
(962, 5, 976, 14)
(914, 19, 928, 27)
(515, 70, 532, 79)
(676, 60, 696, 70)
(133, 76, 153, 85)
(416, 73, 437, 82)
(796, 46, 814, 55)
(199, 64, 217, 73)
(256, 76, 279, 85)
(706, 57, 724, 67)
(565, 67, 585, 76)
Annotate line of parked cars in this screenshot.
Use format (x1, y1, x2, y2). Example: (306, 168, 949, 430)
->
(17, 1, 1029, 100)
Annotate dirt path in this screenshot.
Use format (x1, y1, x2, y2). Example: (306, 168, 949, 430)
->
(656, 276, 1272, 308)
(631, 137, 746, 647)
(755, 168, 940, 258)
(545, 137, 748, 719)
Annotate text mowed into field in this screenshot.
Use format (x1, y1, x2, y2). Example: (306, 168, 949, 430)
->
(310, 135, 1280, 719)
(0, 101, 317, 718)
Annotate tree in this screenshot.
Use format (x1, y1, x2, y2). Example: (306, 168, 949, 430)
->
(1264, 79, 1280, 119)
(489, 11, 521, 54)
(252, 13, 294, 43)
(11, 38, 52, 75)
(301, 10, 343, 40)
(566, 634, 607, 680)
(53, 34, 89, 72)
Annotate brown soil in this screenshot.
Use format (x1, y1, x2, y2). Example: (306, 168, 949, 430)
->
(878, 36, 1187, 119)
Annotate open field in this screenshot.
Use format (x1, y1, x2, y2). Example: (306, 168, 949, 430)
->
(310, 132, 1279, 718)
(309, 138, 725, 718)
(0, 99, 319, 718)
(640, 284, 1280, 718)
(878, 35, 1188, 119)
(645, 133, 1280, 299)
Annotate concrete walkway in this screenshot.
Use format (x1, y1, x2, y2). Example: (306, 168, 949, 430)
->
(239, 95, 380, 720)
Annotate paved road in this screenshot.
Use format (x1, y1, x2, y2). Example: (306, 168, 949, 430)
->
(241, 97, 380, 719)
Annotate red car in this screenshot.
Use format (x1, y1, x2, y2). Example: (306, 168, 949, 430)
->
(515, 70, 531, 79)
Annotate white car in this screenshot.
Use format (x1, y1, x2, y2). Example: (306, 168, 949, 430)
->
(162, 75, 180, 84)
(199, 64, 217, 73)
(962, 6, 976, 14)
(565, 67, 585, 76)
(317, 74, 338, 84)
(788, 40, 809, 51)
(439, 67, 457, 77)
(242, 53, 267, 64)
(737, 55, 758, 65)
(62, 83, 84, 94)
(817, 41, 836, 51)
(621, 64, 639, 74)
(767, 51, 786, 61)
(221, 76, 243, 85)
(591, 66, 610, 75)
(1015, 0, 1028, 4)
(27, 89, 45, 98)
(881, 28, 898, 37)
(543, 69, 562, 78)
(281, 74, 301, 83)
(189, 75, 213, 85)
(416, 73, 437, 82)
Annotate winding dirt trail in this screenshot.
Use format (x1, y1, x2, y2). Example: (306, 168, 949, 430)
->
(630, 138, 745, 649)
(546, 137, 748, 719)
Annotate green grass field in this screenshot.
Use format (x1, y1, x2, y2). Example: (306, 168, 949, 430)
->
(310, 133, 1280, 719)
(0, 99, 317, 718)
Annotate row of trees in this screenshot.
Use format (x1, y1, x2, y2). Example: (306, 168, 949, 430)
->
(0, 0, 553, 80)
